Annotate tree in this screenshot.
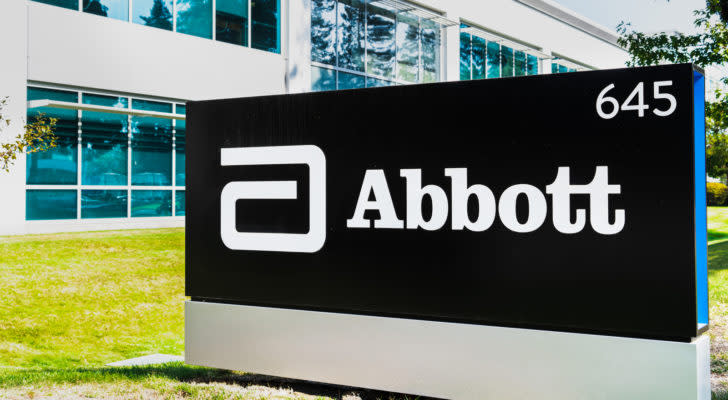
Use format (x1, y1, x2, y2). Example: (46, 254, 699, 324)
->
(176, 0, 212, 37)
(140, 0, 172, 30)
(0, 97, 58, 172)
(617, 0, 728, 178)
(83, 0, 109, 17)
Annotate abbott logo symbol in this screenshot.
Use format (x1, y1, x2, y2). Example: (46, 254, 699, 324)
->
(220, 145, 326, 253)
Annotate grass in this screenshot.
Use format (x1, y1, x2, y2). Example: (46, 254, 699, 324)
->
(0, 229, 185, 368)
(711, 207, 728, 243)
(8, 210, 728, 398)
(0, 228, 423, 399)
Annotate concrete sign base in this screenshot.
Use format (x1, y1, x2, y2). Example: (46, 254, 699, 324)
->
(185, 301, 710, 400)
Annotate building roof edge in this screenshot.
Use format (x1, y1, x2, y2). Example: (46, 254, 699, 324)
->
(514, 0, 621, 47)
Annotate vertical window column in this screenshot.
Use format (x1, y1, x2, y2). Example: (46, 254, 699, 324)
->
(80, 94, 130, 219)
(216, 0, 249, 45)
(176, 0, 213, 39)
(131, 100, 173, 217)
(251, 0, 281, 53)
(26, 88, 79, 186)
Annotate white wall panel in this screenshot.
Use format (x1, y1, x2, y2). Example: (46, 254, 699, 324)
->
(27, 2, 286, 101)
(0, 0, 28, 236)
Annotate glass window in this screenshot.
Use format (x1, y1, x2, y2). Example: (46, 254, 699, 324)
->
(133, 0, 173, 30)
(83, 0, 129, 21)
(367, 77, 393, 88)
(314, 2, 442, 86)
(551, 63, 559, 74)
(251, 0, 280, 53)
(175, 118, 185, 186)
(337, 0, 365, 72)
(175, 191, 185, 216)
(486, 42, 500, 79)
(32, 0, 79, 10)
(84, 93, 128, 108)
(176, 0, 212, 39)
(132, 99, 173, 113)
(500, 45, 514, 77)
(420, 19, 440, 83)
(366, 3, 395, 79)
(559, 64, 569, 74)
(82, 190, 127, 219)
(26, 190, 77, 220)
(132, 190, 172, 217)
(175, 104, 186, 115)
(131, 115, 172, 186)
(81, 110, 128, 186)
(459, 31, 472, 81)
(514, 50, 526, 77)
(527, 54, 539, 76)
(312, 66, 336, 91)
(396, 12, 419, 83)
(216, 0, 248, 46)
(26, 87, 78, 185)
(337, 71, 365, 90)
(471, 36, 486, 80)
(311, 0, 336, 65)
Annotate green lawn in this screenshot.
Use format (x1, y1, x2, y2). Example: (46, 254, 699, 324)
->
(711, 207, 728, 243)
(0, 229, 185, 368)
(5, 213, 728, 398)
(0, 228, 417, 399)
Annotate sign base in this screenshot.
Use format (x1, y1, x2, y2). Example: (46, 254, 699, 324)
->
(185, 301, 710, 400)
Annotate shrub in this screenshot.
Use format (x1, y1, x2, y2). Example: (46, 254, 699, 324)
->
(708, 182, 728, 206)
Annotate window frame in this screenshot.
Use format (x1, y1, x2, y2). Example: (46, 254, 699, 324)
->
(30, 0, 282, 55)
(25, 83, 186, 221)
(310, 0, 447, 90)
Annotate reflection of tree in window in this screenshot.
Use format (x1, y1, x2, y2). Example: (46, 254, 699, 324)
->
(396, 12, 419, 83)
(527, 54, 539, 75)
(471, 35, 486, 80)
(336, 0, 365, 72)
(460, 31, 472, 80)
(514, 50, 526, 76)
(252, 0, 281, 53)
(177, 0, 212, 39)
(500, 45, 514, 77)
(312, 66, 336, 91)
(312, 0, 336, 64)
(421, 20, 440, 83)
(366, 4, 395, 78)
(83, 0, 108, 16)
(486, 42, 501, 78)
(140, 0, 172, 30)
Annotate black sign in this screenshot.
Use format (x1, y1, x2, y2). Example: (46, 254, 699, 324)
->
(186, 64, 707, 342)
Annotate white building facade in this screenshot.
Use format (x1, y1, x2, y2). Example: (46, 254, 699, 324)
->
(0, 0, 628, 235)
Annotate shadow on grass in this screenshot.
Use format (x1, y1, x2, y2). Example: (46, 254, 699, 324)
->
(0, 362, 435, 400)
(710, 230, 728, 242)
(710, 241, 728, 271)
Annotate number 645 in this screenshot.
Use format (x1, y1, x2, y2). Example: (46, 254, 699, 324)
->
(597, 81, 677, 119)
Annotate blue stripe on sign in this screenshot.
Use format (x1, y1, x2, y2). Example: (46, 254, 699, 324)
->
(694, 70, 708, 326)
